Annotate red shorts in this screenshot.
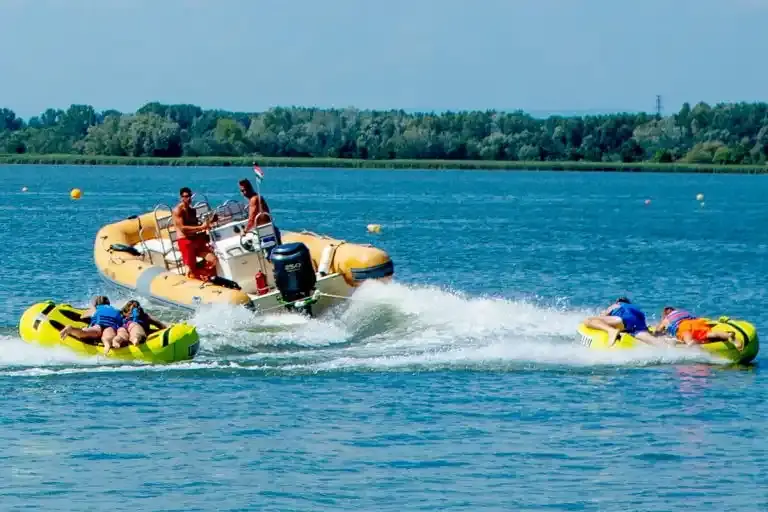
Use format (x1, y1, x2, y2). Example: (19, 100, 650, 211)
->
(676, 318, 711, 343)
(177, 236, 210, 270)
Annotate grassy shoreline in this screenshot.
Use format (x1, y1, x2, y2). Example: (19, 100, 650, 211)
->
(1, 153, 767, 174)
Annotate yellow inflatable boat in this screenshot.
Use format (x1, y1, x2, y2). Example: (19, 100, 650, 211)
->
(94, 196, 393, 316)
(19, 301, 200, 364)
(577, 316, 759, 364)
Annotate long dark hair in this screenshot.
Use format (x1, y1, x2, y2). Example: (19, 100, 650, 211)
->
(239, 178, 255, 196)
(121, 300, 146, 322)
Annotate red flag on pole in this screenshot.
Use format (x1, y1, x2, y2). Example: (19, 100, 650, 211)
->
(253, 162, 264, 181)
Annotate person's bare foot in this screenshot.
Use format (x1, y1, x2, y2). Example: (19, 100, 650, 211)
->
(103, 342, 111, 355)
(606, 328, 620, 346)
(729, 332, 743, 351)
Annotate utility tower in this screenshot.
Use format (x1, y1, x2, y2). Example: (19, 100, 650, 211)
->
(655, 95, 662, 120)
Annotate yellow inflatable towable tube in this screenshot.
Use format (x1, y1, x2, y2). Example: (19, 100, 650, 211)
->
(19, 301, 200, 364)
(577, 316, 759, 364)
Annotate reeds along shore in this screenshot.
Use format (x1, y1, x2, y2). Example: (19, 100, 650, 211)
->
(1, 154, 766, 174)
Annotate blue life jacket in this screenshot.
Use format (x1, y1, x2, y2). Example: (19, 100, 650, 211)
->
(129, 306, 149, 329)
(89, 304, 124, 330)
(665, 309, 696, 337)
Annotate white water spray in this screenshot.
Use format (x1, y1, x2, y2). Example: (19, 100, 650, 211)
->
(0, 281, 725, 376)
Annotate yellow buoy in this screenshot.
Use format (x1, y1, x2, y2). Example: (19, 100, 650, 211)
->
(367, 224, 382, 233)
(696, 193, 704, 201)
(70, 188, 82, 200)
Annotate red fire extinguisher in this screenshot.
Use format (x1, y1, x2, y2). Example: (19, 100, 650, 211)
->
(255, 271, 269, 295)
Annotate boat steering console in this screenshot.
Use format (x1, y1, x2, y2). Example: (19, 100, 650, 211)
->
(239, 230, 258, 252)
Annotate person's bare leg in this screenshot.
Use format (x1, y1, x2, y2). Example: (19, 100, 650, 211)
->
(634, 331, 675, 347)
(584, 316, 624, 346)
(112, 327, 130, 349)
(60, 325, 101, 340)
(101, 327, 117, 355)
(708, 330, 740, 349)
(128, 323, 147, 346)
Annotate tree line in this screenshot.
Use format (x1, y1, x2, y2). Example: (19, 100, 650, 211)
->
(1, 101, 768, 165)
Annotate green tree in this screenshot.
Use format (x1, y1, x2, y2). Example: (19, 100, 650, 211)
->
(0, 109, 23, 131)
(3, 100, 768, 166)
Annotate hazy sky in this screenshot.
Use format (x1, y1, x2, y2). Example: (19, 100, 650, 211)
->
(1, 0, 766, 119)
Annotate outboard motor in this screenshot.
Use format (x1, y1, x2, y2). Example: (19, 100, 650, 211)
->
(270, 242, 317, 316)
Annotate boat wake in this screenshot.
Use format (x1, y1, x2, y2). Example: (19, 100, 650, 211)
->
(0, 281, 726, 377)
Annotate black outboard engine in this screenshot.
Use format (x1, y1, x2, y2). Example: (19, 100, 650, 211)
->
(270, 242, 317, 316)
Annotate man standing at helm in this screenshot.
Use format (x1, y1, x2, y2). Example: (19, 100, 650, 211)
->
(239, 163, 282, 250)
(239, 178, 272, 232)
(172, 187, 218, 280)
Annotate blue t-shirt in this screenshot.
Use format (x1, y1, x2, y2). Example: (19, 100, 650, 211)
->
(610, 303, 648, 334)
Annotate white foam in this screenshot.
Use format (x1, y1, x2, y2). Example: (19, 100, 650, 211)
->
(191, 280, 727, 370)
(0, 335, 99, 367)
(0, 360, 234, 377)
(189, 302, 348, 351)
(294, 336, 725, 373)
(0, 280, 731, 376)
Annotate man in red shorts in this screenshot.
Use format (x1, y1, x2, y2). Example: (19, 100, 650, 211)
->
(172, 187, 218, 280)
(655, 306, 739, 349)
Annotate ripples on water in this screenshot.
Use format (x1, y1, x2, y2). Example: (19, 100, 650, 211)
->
(0, 166, 767, 510)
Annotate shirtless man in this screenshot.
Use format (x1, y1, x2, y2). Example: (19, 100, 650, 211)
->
(239, 178, 272, 232)
(172, 187, 217, 280)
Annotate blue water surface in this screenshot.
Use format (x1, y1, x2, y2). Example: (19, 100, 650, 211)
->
(1, 165, 767, 511)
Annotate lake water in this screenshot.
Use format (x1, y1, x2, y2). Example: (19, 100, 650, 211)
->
(1, 165, 767, 511)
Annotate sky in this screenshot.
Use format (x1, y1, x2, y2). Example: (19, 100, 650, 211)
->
(1, 0, 767, 119)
